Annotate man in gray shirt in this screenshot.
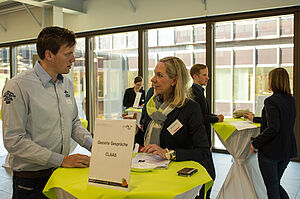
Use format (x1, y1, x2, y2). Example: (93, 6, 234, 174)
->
(2, 26, 92, 199)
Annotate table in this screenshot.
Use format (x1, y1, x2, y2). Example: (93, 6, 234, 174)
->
(212, 118, 267, 199)
(43, 160, 213, 199)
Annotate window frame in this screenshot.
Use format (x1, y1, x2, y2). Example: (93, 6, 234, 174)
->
(0, 5, 299, 158)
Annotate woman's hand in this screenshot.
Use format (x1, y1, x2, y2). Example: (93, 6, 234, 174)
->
(141, 144, 167, 159)
(244, 112, 254, 122)
(122, 112, 137, 119)
(250, 144, 257, 154)
(217, 114, 224, 122)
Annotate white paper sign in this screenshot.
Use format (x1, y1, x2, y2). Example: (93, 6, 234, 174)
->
(133, 92, 142, 108)
(88, 119, 135, 191)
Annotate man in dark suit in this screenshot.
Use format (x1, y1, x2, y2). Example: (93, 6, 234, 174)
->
(189, 64, 222, 199)
(189, 64, 224, 148)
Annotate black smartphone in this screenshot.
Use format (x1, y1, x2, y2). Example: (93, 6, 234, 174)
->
(177, 167, 198, 177)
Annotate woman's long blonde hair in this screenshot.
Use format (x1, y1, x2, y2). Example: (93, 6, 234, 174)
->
(159, 56, 189, 108)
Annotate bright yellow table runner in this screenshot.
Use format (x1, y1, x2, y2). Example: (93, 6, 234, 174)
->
(212, 118, 260, 141)
(125, 107, 143, 113)
(80, 119, 88, 129)
(43, 161, 213, 199)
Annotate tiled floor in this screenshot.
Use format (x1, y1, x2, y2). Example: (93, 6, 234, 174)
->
(0, 150, 300, 199)
(0, 155, 12, 198)
(211, 153, 300, 199)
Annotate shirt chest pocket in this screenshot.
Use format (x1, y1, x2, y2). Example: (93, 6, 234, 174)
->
(61, 96, 75, 116)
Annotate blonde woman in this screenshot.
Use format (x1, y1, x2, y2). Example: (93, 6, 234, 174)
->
(135, 56, 215, 199)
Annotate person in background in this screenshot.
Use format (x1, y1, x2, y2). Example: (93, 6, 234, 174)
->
(139, 86, 154, 130)
(189, 64, 224, 148)
(244, 67, 297, 199)
(135, 56, 214, 199)
(2, 26, 92, 199)
(123, 76, 145, 109)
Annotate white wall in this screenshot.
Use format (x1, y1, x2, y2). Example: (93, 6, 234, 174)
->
(0, 0, 299, 43)
(0, 7, 43, 43)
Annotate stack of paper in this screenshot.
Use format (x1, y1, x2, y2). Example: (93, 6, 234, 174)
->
(132, 153, 171, 169)
(230, 121, 257, 131)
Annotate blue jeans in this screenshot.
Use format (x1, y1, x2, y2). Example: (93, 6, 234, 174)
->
(12, 175, 50, 199)
(258, 153, 290, 199)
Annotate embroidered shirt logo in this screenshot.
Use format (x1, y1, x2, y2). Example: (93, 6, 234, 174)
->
(3, 90, 16, 104)
(64, 90, 70, 98)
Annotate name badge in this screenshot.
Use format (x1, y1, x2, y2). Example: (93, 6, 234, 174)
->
(66, 99, 72, 104)
(167, 119, 183, 135)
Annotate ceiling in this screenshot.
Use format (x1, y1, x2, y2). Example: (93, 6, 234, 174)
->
(0, 0, 139, 32)
(0, 0, 86, 15)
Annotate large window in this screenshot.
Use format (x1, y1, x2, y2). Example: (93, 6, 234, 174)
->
(0, 7, 298, 153)
(16, 44, 37, 74)
(0, 47, 9, 156)
(147, 24, 206, 88)
(213, 15, 294, 149)
(0, 47, 10, 104)
(65, 38, 87, 119)
(94, 31, 138, 118)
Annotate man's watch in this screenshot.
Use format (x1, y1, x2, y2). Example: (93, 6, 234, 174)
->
(165, 148, 176, 160)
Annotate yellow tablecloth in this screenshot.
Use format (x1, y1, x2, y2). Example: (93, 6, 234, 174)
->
(43, 161, 213, 199)
(212, 118, 260, 141)
(125, 107, 143, 113)
(80, 119, 88, 129)
(212, 119, 266, 199)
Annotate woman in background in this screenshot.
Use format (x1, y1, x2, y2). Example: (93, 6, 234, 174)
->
(135, 56, 215, 199)
(123, 76, 145, 109)
(244, 67, 297, 199)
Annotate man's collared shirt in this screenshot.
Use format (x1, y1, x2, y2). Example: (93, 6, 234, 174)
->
(2, 61, 92, 171)
(193, 83, 205, 96)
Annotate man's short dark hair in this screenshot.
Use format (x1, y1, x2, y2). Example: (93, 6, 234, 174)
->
(37, 26, 76, 60)
(190, 64, 207, 78)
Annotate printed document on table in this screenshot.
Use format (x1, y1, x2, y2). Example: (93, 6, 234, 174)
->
(132, 153, 171, 169)
(230, 121, 257, 131)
